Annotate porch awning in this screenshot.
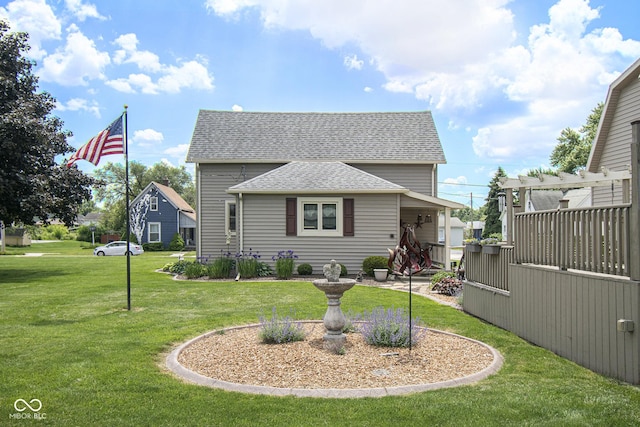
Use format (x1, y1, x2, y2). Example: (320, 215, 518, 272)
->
(179, 211, 196, 228)
(401, 191, 465, 209)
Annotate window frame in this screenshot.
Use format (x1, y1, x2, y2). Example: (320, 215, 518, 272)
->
(225, 200, 237, 235)
(148, 222, 161, 243)
(150, 196, 158, 211)
(297, 197, 343, 236)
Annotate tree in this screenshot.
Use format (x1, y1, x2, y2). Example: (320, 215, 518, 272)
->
(482, 167, 507, 238)
(0, 22, 94, 227)
(550, 102, 603, 174)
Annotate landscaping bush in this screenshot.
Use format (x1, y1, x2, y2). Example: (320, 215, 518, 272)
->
(257, 262, 273, 277)
(297, 263, 313, 276)
(359, 306, 427, 348)
(143, 242, 165, 251)
(273, 250, 298, 279)
(431, 277, 463, 296)
(184, 261, 205, 279)
(235, 249, 260, 278)
(75, 225, 105, 243)
(168, 233, 185, 251)
(258, 307, 306, 344)
(362, 255, 389, 277)
(206, 256, 235, 279)
(430, 271, 455, 285)
(340, 263, 348, 277)
(168, 260, 193, 275)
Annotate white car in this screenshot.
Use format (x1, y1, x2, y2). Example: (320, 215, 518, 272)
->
(94, 241, 144, 256)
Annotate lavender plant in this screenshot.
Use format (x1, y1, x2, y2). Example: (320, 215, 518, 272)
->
(359, 307, 427, 347)
(258, 307, 306, 344)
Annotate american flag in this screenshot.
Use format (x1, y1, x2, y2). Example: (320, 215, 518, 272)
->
(67, 114, 125, 167)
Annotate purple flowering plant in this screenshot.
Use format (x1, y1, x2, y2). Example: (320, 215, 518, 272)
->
(272, 250, 298, 279)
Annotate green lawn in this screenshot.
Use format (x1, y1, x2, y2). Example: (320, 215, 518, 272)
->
(1, 242, 639, 426)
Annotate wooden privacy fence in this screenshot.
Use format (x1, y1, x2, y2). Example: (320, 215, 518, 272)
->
(464, 246, 514, 291)
(514, 205, 630, 277)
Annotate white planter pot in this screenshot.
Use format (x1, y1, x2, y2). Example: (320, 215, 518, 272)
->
(373, 269, 388, 281)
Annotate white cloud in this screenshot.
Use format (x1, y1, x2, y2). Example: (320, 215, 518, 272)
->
(363, 86, 373, 93)
(208, 0, 640, 165)
(442, 176, 468, 186)
(232, 104, 244, 111)
(113, 33, 162, 72)
(343, 54, 363, 70)
(38, 24, 110, 85)
(107, 34, 214, 94)
(132, 129, 164, 147)
(164, 143, 190, 159)
(0, 0, 61, 59)
(64, 0, 106, 22)
(55, 97, 101, 117)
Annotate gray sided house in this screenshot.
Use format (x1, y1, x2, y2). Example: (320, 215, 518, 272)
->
(131, 181, 196, 248)
(186, 111, 464, 273)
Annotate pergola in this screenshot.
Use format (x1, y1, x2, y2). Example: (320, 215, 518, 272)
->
(497, 168, 632, 245)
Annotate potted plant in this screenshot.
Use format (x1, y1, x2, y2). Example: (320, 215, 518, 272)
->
(480, 237, 500, 255)
(373, 268, 388, 281)
(464, 238, 481, 253)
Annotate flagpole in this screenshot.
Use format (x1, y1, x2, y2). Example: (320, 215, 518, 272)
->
(124, 105, 131, 311)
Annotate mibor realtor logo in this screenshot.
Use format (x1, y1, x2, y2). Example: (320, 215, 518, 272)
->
(9, 398, 46, 420)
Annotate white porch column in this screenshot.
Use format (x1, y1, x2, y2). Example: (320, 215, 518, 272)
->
(444, 208, 451, 270)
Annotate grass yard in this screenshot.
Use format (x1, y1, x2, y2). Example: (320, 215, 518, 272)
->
(1, 242, 639, 426)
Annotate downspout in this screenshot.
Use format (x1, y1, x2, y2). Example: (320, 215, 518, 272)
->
(238, 192, 244, 253)
(196, 164, 202, 257)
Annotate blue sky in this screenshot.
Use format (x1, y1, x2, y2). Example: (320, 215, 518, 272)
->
(2, 0, 640, 207)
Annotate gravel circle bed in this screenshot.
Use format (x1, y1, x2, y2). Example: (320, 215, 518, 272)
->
(172, 322, 501, 395)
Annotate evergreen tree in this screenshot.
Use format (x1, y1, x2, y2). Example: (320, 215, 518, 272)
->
(482, 167, 507, 238)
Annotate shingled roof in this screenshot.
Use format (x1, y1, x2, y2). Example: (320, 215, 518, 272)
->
(227, 161, 406, 194)
(186, 110, 446, 164)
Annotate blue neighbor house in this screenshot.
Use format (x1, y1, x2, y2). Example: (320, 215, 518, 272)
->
(130, 181, 196, 249)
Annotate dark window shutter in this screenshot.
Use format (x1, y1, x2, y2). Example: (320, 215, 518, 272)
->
(286, 198, 297, 236)
(343, 198, 354, 236)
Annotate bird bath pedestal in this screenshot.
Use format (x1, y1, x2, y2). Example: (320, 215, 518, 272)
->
(312, 278, 356, 344)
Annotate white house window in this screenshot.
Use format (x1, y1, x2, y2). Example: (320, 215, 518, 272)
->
(148, 222, 161, 242)
(298, 198, 342, 236)
(225, 200, 236, 234)
(150, 196, 158, 211)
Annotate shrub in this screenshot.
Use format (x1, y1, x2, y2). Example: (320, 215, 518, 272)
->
(168, 233, 185, 251)
(206, 256, 234, 279)
(257, 262, 273, 277)
(273, 250, 297, 280)
(340, 263, 348, 277)
(362, 255, 389, 277)
(430, 271, 455, 285)
(236, 249, 260, 279)
(342, 309, 360, 333)
(258, 307, 306, 344)
(431, 277, 463, 296)
(143, 242, 165, 251)
(184, 261, 205, 279)
(359, 307, 427, 348)
(168, 260, 192, 275)
(297, 263, 313, 275)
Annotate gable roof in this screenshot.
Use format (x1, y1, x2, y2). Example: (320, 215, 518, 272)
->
(186, 110, 446, 164)
(588, 57, 640, 172)
(132, 181, 195, 213)
(227, 161, 406, 194)
(528, 190, 564, 211)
